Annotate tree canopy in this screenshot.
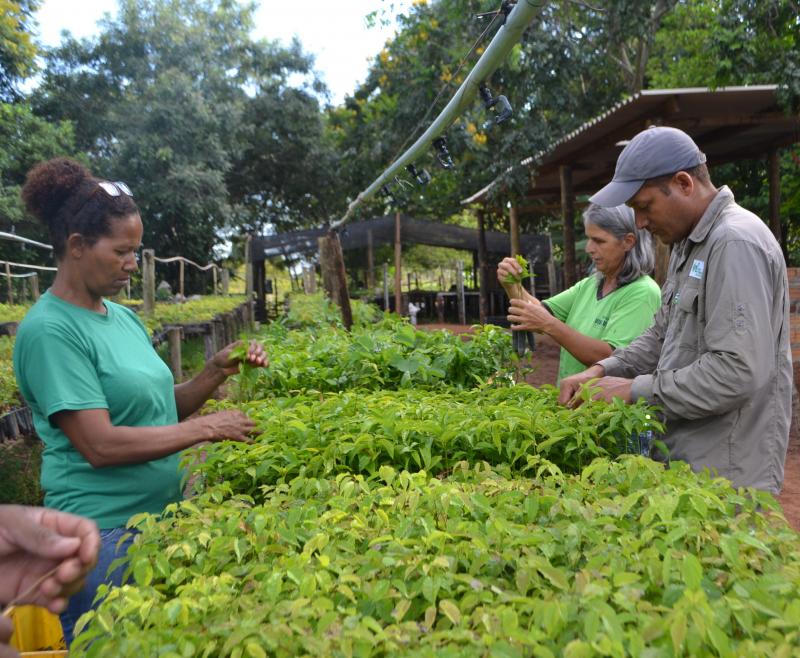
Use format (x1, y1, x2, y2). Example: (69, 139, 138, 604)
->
(0, 0, 798, 272)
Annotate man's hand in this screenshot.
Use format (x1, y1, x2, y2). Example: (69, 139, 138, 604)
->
(558, 364, 606, 406)
(0, 506, 99, 614)
(589, 377, 634, 404)
(0, 614, 17, 658)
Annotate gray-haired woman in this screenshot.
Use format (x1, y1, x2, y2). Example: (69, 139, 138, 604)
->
(498, 203, 660, 383)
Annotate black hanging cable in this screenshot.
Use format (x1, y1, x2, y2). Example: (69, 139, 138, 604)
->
(385, 2, 510, 167)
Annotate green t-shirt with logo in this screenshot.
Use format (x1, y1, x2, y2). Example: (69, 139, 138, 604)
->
(13, 291, 182, 529)
(544, 275, 661, 383)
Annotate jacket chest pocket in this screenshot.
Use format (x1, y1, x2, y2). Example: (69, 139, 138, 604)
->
(673, 283, 705, 352)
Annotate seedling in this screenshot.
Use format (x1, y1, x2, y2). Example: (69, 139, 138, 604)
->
(503, 254, 530, 285)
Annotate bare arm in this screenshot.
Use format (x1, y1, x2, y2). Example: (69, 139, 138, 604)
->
(54, 407, 255, 468)
(507, 298, 613, 365)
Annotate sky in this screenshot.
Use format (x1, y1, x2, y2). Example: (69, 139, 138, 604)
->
(33, 0, 414, 104)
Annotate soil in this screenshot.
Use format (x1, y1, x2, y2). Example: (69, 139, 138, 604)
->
(418, 322, 800, 531)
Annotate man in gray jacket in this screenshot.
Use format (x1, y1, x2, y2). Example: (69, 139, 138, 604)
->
(559, 126, 792, 494)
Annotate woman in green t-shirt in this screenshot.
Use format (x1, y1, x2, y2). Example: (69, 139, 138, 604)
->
(14, 157, 268, 646)
(498, 204, 660, 383)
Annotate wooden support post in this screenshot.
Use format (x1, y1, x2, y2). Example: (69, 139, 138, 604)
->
(477, 210, 489, 324)
(30, 273, 39, 301)
(547, 237, 559, 296)
(456, 260, 466, 325)
(768, 148, 784, 256)
(221, 268, 230, 295)
(4, 262, 12, 305)
(328, 229, 353, 330)
(509, 202, 521, 257)
(367, 229, 375, 291)
(383, 262, 389, 311)
(527, 252, 537, 298)
(204, 329, 215, 360)
(245, 236, 254, 301)
(225, 312, 236, 345)
(167, 327, 182, 383)
(394, 212, 402, 315)
(560, 164, 577, 289)
(178, 259, 185, 299)
(213, 319, 224, 352)
(142, 249, 155, 314)
(212, 266, 218, 295)
(254, 260, 266, 321)
(126, 279, 131, 299)
(319, 236, 336, 300)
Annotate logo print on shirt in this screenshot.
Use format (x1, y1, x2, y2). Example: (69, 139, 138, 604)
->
(689, 259, 705, 280)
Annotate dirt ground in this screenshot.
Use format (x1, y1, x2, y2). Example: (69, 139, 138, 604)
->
(420, 323, 800, 531)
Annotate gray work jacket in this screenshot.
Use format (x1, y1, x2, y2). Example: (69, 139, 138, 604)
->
(598, 187, 791, 494)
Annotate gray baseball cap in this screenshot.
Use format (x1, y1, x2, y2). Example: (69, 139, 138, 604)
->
(590, 126, 707, 207)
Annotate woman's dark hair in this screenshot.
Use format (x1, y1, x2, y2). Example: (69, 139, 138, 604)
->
(21, 157, 139, 258)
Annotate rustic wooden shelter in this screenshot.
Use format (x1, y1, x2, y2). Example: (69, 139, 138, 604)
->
(248, 215, 551, 322)
(463, 85, 800, 287)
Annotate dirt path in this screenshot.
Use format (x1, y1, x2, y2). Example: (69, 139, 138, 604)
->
(419, 323, 800, 531)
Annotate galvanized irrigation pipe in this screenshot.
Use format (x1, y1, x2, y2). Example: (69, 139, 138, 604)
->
(332, 0, 545, 228)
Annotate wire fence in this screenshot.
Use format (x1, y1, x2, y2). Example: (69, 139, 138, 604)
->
(0, 232, 228, 306)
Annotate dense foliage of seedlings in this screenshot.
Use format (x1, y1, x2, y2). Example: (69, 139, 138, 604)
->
(0, 303, 30, 323)
(234, 321, 518, 397)
(73, 459, 800, 657)
(0, 336, 18, 412)
(140, 296, 248, 334)
(283, 293, 383, 330)
(192, 387, 660, 499)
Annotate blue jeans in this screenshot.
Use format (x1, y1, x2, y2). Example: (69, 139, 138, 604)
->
(60, 527, 138, 647)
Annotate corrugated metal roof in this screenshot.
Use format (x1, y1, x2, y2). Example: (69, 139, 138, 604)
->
(462, 85, 797, 206)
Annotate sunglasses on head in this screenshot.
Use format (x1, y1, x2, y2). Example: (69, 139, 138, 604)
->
(97, 181, 133, 197)
(75, 180, 134, 215)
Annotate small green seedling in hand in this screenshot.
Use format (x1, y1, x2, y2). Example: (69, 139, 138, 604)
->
(503, 255, 530, 285)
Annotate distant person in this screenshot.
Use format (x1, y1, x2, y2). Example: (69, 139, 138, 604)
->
(13, 157, 269, 645)
(0, 505, 99, 658)
(498, 203, 660, 383)
(559, 126, 791, 494)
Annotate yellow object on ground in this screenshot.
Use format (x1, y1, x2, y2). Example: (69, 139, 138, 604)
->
(8, 604, 66, 655)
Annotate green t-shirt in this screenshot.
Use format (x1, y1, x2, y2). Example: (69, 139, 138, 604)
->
(13, 291, 182, 528)
(544, 275, 661, 383)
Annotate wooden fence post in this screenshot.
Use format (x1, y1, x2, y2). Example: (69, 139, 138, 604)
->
(142, 249, 155, 314)
(204, 327, 215, 361)
(179, 259, 185, 299)
(167, 327, 182, 382)
(221, 268, 230, 295)
(383, 262, 389, 311)
(245, 236, 254, 302)
(30, 273, 39, 301)
(212, 266, 218, 295)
